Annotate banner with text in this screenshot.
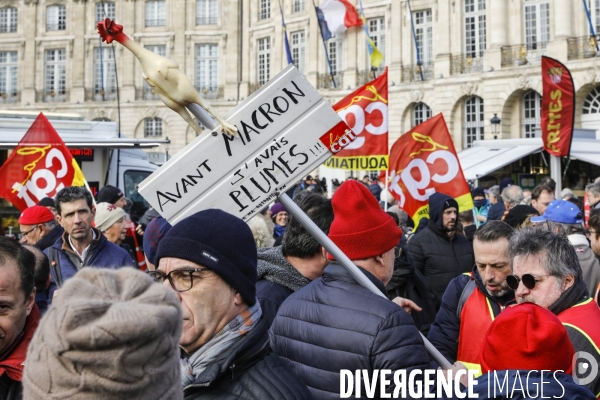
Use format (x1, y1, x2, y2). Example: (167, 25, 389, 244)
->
(0, 113, 86, 211)
(138, 65, 352, 224)
(388, 113, 473, 227)
(541, 56, 575, 158)
(323, 68, 388, 171)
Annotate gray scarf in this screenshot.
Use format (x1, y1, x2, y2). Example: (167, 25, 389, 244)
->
(257, 246, 310, 292)
(180, 301, 262, 387)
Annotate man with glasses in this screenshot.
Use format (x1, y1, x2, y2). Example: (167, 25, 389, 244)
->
(427, 221, 515, 375)
(150, 209, 311, 399)
(530, 200, 600, 296)
(18, 205, 63, 251)
(508, 227, 600, 396)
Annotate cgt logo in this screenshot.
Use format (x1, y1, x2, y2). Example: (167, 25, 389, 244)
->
(573, 351, 599, 386)
(319, 123, 359, 154)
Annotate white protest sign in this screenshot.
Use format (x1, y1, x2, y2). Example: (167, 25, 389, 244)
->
(138, 64, 355, 224)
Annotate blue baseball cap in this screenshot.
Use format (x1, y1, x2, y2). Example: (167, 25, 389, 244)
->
(530, 200, 584, 224)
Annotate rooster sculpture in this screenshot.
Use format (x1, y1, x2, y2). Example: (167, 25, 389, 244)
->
(97, 18, 237, 137)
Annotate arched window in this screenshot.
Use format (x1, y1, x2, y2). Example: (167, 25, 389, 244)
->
(464, 95, 484, 148)
(522, 90, 541, 138)
(412, 102, 432, 127)
(144, 117, 162, 137)
(583, 86, 600, 114)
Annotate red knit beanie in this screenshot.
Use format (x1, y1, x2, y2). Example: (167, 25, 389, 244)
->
(328, 180, 401, 260)
(480, 303, 574, 374)
(18, 206, 55, 225)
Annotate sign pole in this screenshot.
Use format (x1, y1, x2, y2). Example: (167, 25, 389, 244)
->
(278, 192, 452, 370)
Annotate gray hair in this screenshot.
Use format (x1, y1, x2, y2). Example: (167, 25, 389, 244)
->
(488, 185, 500, 200)
(547, 221, 585, 236)
(586, 182, 600, 197)
(508, 227, 582, 281)
(561, 188, 576, 200)
(502, 186, 524, 208)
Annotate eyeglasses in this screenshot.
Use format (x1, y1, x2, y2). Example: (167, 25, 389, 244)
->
(20, 226, 38, 237)
(147, 268, 210, 292)
(506, 274, 553, 290)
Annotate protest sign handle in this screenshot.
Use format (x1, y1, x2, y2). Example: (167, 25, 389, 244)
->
(186, 103, 217, 132)
(278, 192, 453, 370)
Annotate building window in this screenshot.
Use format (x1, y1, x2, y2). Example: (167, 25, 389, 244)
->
(259, 0, 270, 20)
(143, 45, 166, 98)
(328, 34, 343, 75)
(414, 10, 432, 65)
(596, 0, 600, 34)
(524, 0, 550, 49)
(195, 44, 218, 96)
(94, 47, 116, 97)
(464, 0, 485, 58)
(196, 0, 217, 25)
(144, 117, 163, 137)
(292, 0, 304, 13)
(0, 52, 17, 98)
(96, 2, 115, 23)
(291, 31, 305, 74)
(368, 17, 385, 68)
(257, 37, 271, 85)
(464, 95, 484, 148)
(46, 5, 66, 31)
(146, 0, 166, 27)
(412, 102, 432, 127)
(583, 86, 600, 114)
(522, 90, 541, 138)
(45, 49, 66, 97)
(0, 8, 18, 33)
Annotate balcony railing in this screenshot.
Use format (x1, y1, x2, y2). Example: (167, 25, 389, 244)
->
(450, 55, 483, 75)
(196, 16, 217, 25)
(0, 24, 17, 33)
(401, 63, 434, 82)
(501, 43, 548, 67)
(145, 19, 166, 27)
(0, 91, 19, 104)
(37, 89, 66, 102)
(85, 87, 118, 101)
(317, 72, 343, 90)
(195, 85, 222, 99)
(567, 35, 600, 60)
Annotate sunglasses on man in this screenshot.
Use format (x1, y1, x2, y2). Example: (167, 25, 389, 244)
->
(505, 273, 553, 291)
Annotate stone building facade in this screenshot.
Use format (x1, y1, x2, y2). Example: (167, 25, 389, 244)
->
(1, 0, 600, 161)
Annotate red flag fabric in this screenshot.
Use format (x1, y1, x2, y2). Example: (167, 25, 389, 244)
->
(387, 113, 473, 227)
(541, 56, 575, 157)
(0, 113, 86, 211)
(323, 68, 388, 171)
(338, 0, 363, 28)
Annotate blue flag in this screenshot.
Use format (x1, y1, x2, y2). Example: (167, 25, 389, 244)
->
(278, 0, 293, 64)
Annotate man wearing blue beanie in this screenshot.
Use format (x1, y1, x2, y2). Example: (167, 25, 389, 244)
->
(149, 209, 310, 400)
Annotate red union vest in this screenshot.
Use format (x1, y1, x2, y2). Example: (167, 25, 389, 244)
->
(456, 279, 496, 377)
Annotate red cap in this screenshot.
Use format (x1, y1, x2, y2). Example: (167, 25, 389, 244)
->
(18, 206, 55, 225)
(328, 180, 401, 260)
(480, 303, 574, 374)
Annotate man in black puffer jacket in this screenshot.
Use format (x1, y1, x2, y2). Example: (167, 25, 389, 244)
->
(407, 192, 474, 308)
(270, 180, 429, 399)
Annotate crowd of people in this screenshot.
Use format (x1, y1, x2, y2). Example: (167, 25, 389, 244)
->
(1, 174, 600, 399)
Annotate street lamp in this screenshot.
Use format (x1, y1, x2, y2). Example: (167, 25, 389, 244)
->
(491, 113, 501, 140)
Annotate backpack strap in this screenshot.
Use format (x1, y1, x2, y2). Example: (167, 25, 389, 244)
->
(456, 277, 477, 320)
(47, 248, 64, 288)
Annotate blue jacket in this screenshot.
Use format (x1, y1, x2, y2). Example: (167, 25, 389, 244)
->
(44, 228, 134, 293)
(449, 370, 596, 399)
(269, 263, 429, 400)
(487, 201, 506, 221)
(473, 199, 490, 228)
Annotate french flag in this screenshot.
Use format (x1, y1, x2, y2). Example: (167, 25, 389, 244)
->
(316, 0, 362, 41)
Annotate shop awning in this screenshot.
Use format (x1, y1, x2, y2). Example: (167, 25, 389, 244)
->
(570, 139, 600, 166)
(458, 139, 543, 181)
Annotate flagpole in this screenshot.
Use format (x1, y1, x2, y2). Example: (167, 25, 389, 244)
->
(582, 0, 600, 52)
(358, 0, 382, 77)
(407, 0, 424, 81)
(384, 170, 388, 211)
(312, 0, 337, 88)
(278, 0, 294, 65)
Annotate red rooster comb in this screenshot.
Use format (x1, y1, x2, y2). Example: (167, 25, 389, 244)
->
(97, 18, 124, 44)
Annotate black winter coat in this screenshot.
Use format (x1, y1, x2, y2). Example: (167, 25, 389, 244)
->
(269, 263, 429, 399)
(427, 266, 515, 366)
(184, 315, 311, 400)
(407, 220, 474, 307)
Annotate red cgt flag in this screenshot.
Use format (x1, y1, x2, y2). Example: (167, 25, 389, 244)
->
(0, 113, 86, 211)
(323, 68, 388, 171)
(387, 113, 473, 227)
(541, 56, 575, 157)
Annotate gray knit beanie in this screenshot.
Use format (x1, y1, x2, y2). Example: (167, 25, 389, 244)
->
(22, 268, 183, 400)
